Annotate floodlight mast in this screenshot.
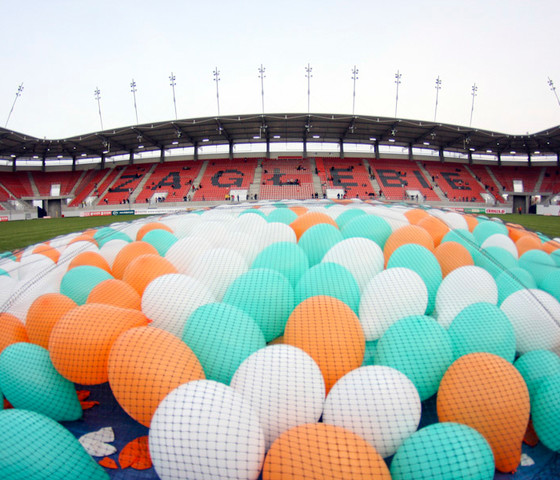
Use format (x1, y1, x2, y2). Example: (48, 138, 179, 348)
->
(94, 87, 103, 131)
(170, 73, 178, 120)
(351, 66, 359, 116)
(469, 83, 477, 127)
(213, 68, 221, 116)
(130, 79, 139, 125)
(305, 63, 312, 115)
(434, 76, 442, 121)
(258, 64, 266, 115)
(548, 77, 560, 107)
(394, 70, 402, 118)
(5, 83, 24, 128)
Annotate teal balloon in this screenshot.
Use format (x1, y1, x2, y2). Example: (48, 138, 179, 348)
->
(298, 223, 343, 266)
(387, 244, 441, 314)
(540, 270, 560, 302)
(362, 340, 378, 366)
(390, 422, 494, 480)
(514, 350, 560, 402)
(473, 220, 508, 245)
(0, 409, 109, 479)
(341, 215, 392, 249)
(60, 266, 113, 305)
(551, 248, 560, 267)
(0, 343, 82, 421)
(240, 208, 266, 218)
(252, 242, 309, 287)
(375, 315, 453, 400)
(518, 250, 557, 287)
(267, 208, 298, 224)
(0, 268, 8, 277)
(495, 267, 536, 305)
(142, 229, 178, 256)
(441, 229, 480, 262)
(532, 375, 560, 452)
(448, 302, 515, 363)
(0, 251, 16, 261)
(335, 208, 366, 229)
(475, 246, 518, 278)
(223, 268, 295, 342)
(93, 227, 132, 247)
(183, 303, 266, 384)
(295, 262, 360, 314)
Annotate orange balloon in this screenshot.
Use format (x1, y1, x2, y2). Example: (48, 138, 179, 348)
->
(290, 212, 338, 241)
(112, 241, 159, 279)
(268, 335, 284, 345)
(383, 225, 435, 266)
(434, 241, 474, 277)
(463, 215, 478, 232)
(284, 296, 364, 393)
(417, 215, 450, 247)
(0, 313, 29, 354)
(49, 303, 149, 384)
(506, 224, 531, 244)
(515, 235, 543, 257)
(262, 423, 391, 480)
(289, 206, 308, 217)
(68, 251, 112, 274)
(404, 208, 430, 225)
(26, 293, 77, 349)
(108, 326, 205, 427)
(122, 254, 178, 295)
(437, 353, 530, 473)
(68, 233, 98, 247)
(87, 279, 142, 310)
(136, 222, 173, 241)
(542, 239, 560, 254)
(32, 243, 60, 263)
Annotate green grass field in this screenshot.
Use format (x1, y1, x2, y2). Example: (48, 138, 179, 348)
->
(0, 211, 559, 254)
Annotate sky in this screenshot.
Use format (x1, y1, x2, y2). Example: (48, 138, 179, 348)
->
(1, 0, 559, 140)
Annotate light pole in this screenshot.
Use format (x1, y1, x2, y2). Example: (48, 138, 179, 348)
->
(434, 76, 442, 121)
(213, 67, 221, 116)
(351, 65, 359, 116)
(5, 83, 24, 128)
(305, 63, 312, 114)
(130, 79, 139, 124)
(469, 83, 477, 127)
(258, 64, 266, 115)
(394, 70, 402, 118)
(548, 77, 560, 107)
(94, 87, 103, 131)
(170, 72, 178, 120)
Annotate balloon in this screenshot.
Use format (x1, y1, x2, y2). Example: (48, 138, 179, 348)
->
(32, 243, 60, 263)
(514, 350, 560, 402)
(58, 240, 98, 266)
(440, 211, 469, 231)
(434, 241, 474, 278)
(441, 228, 480, 262)
(141, 228, 178, 256)
(49, 303, 148, 384)
(500, 289, 560, 355)
(481, 234, 518, 259)
(267, 207, 298, 224)
(540, 270, 560, 302)
(404, 208, 430, 225)
(298, 223, 343, 266)
(251, 242, 309, 288)
(495, 267, 536, 305)
(60, 265, 113, 305)
(0, 409, 108, 480)
(284, 296, 364, 393)
(0, 342, 81, 421)
(375, 315, 453, 400)
(16, 254, 56, 281)
(518, 249, 557, 287)
(295, 262, 360, 314)
(321, 237, 384, 292)
(290, 211, 338, 240)
(383, 225, 435, 266)
(434, 266, 498, 329)
(473, 220, 508, 245)
(183, 303, 266, 384)
(164, 235, 213, 273)
(67, 251, 111, 273)
(359, 267, 428, 340)
(25, 293, 77, 348)
(0, 313, 29, 354)
(323, 365, 421, 457)
(108, 326, 205, 427)
(256, 222, 297, 250)
(448, 302, 516, 362)
(85, 278, 141, 310)
(136, 221, 173, 241)
(341, 214, 393, 249)
(223, 268, 295, 342)
(122, 253, 178, 295)
(93, 227, 131, 247)
(230, 344, 325, 449)
(515, 235, 543, 257)
(111, 241, 159, 279)
(390, 422, 495, 480)
(475, 246, 518, 278)
(97, 239, 129, 267)
(417, 215, 450, 246)
(531, 374, 560, 452)
(263, 422, 391, 480)
(334, 207, 366, 228)
(149, 380, 265, 480)
(437, 353, 530, 473)
(362, 339, 378, 366)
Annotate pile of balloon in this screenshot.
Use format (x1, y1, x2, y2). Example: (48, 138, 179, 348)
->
(0, 199, 559, 480)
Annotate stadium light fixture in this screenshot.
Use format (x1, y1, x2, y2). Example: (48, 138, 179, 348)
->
(213, 68, 221, 116)
(305, 63, 312, 114)
(351, 66, 359, 116)
(170, 73, 178, 120)
(5, 82, 24, 128)
(258, 65, 266, 115)
(130, 79, 139, 125)
(394, 70, 402, 118)
(469, 83, 477, 127)
(94, 87, 104, 131)
(434, 76, 442, 121)
(548, 77, 560, 106)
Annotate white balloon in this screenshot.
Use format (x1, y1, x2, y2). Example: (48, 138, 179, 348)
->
(322, 237, 384, 292)
(231, 213, 268, 234)
(149, 380, 265, 480)
(0, 275, 17, 309)
(359, 267, 428, 340)
(369, 206, 409, 232)
(161, 214, 202, 239)
(7, 275, 59, 322)
(230, 344, 325, 450)
(440, 211, 469, 231)
(0, 258, 20, 278)
(98, 239, 129, 267)
(164, 236, 213, 274)
(323, 365, 421, 458)
(142, 274, 216, 338)
(194, 221, 231, 248)
(258, 222, 297, 249)
(481, 233, 519, 259)
(500, 289, 560, 355)
(16, 254, 56, 281)
(58, 241, 98, 266)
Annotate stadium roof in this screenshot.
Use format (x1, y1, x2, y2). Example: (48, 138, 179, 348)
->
(1, 113, 560, 162)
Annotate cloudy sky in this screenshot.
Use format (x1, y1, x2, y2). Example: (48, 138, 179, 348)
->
(2, 0, 559, 139)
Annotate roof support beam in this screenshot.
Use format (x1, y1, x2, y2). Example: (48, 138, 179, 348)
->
(439, 147, 445, 163)
(408, 143, 413, 162)
(374, 140, 380, 159)
(339, 139, 344, 159)
(215, 119, 231, 142)
(229, 140, 234, 160)
(131, 128, 161, 149)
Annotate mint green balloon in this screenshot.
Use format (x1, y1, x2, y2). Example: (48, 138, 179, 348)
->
(540, 270, 560, 302)
(514, 350, 560, 402)
(295, 262, 360, 314)
(441, 229, 480, 262)
(551, 249, 560, 266)
(362, 340, 378, 366)
(475, 246, 518, 278)
(298, 223, 343, 266)
(267, 208, 298, 224)
(375, 315, 453, 401)
(93, 227, 132, 247)
(0, 409, 108, 479)
(251, 242, 309, 287)
(341, 215, 392, 249)
(495, 267, 536, 305)
(390, 422, 494, 480)
(223, 268, 295, 342)
(0, 268, 8, 277)
(473, 220, 508, 245)
(532, 375, 560, 452)
(0, 251, 16, 261)
(387, 244, 441, 314)
(335, 208, 366, 229)
(240, 208, 266, 218)
(518, 250, 557, 287)
(142, 229, 178, 256)
(0, 343, 81, 421)
(60, 266, 113, 305)
(448, 302, 515, 362)
(183, 303, 266, 384)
